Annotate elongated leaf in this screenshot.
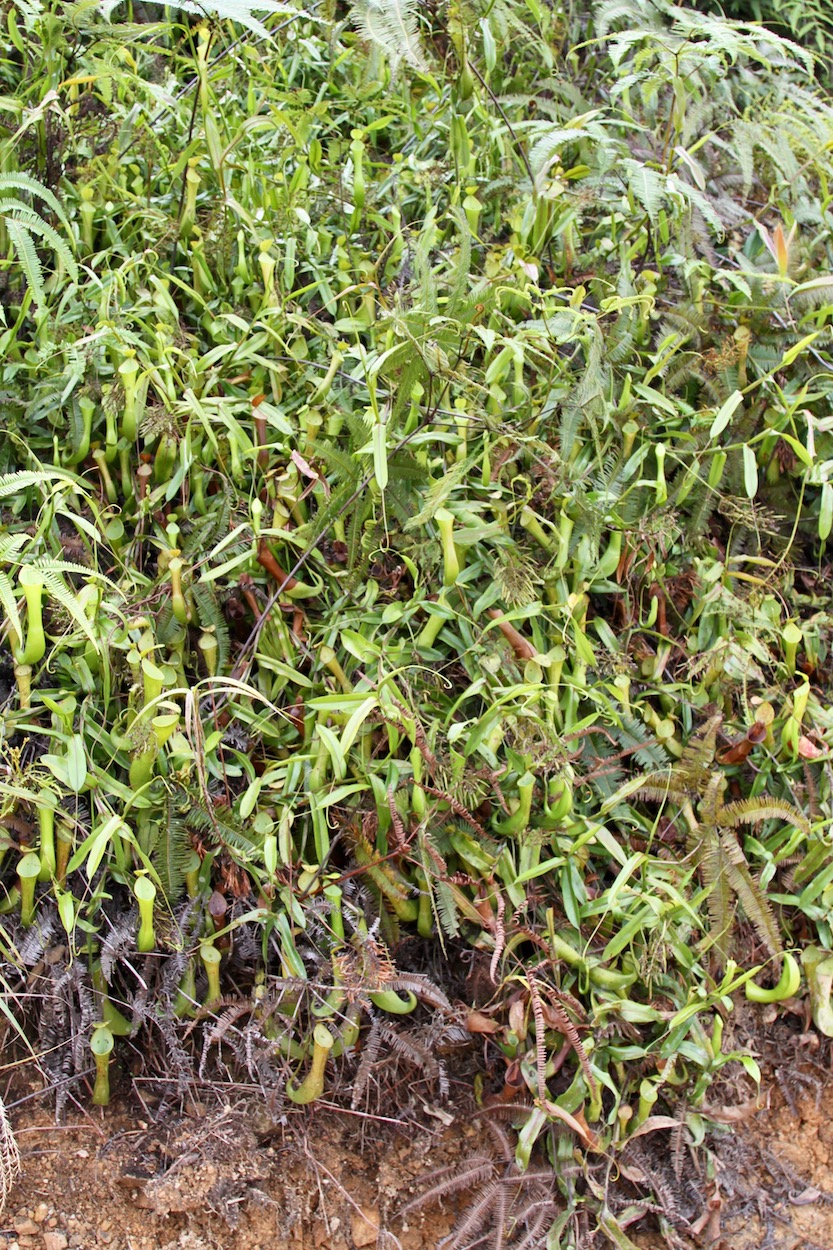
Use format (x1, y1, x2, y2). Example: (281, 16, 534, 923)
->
(709, 389, 743, 440)
(65, 734, 88, 793)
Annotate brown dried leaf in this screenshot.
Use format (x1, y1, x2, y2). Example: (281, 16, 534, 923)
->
(465, 1010, 501, 1035)
(702, 1089, 770, 1123)
(626, 1114, 682, 1139)
(540, 1099, 598, 1149)
(791, 1187, 823, 1206)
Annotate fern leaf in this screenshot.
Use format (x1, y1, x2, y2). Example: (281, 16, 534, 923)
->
(0, 533, 27, 563)
(36, 568, 99, 648)
(351, 1017, 382, 1110)
(388, 973, 452, 1013)
(0, 571, 22, 644)
(623, 159, 666, 222)
(718, 830, 783, 959)
(99, 0, 287, 39)
(0, 1092, 21, 1217)
(0, 470, 82, 499)
(678, 714, 721, 780)
(9, 212, 79, 283)
(352, 0, 429, 72)
(190, 583, 230, 674)
(720, 798, 810, 835)
(405, 452, 480, 530)
(151, 801, 192, 902)
(668, 176, 725, 239)
(6, 221, 46, 309)
(528, 114, 604, 176)
(698, 834, 737, 963)
(399, 1157, 496, 1215)
(0, 171, 72, 230)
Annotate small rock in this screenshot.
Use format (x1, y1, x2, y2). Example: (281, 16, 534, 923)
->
(32, 1208, 48, 1226)
(13, 1222, 39, 1238)
(350, 1205, 380, 1248)
(42, 1235, 68, 1250)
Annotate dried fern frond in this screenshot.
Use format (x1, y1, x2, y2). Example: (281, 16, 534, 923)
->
(351, 1016, 382, 1110)
(399, 1155, 497, 1215)
(387, 972, 452, 1013)
(538, 983, 597, 1098)
(0, 1094, 20, 1217)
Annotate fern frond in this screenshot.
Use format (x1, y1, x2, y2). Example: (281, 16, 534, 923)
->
(191, 582, 230, 675)
(3, 206, 78, 282)
(405, 453, 479, 530)
(399, 1157, 496, 1215)
(619, 714, 670, 770)
(99, 0, 287, 39)
(623, 158, 666, 222)
(539, 985, 597, 1097)
(0, 1093, 21, 1217)
(352, 0, 429, 73)
(698, 832, 737, 962)
(445, 207, 472, 316)
(151, 805, 192, 902)
(720, 798, 810, 835)
(0, 571, 22, 643)
(0, 469, 84, 500)
(387, 972, 451, 1013)
(0, 171, 72, 229)
(718, 829, 783, 959)
(677, 714, 721, 780)
(6, 220, 46, 309)
(435, 878, 459, 941)
(351, 1016, 382, 1109)
(37, 568, 99, 648)
(376, 1020, 444, 1091)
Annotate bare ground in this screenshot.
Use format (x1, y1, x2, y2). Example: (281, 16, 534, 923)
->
(3, 1069, 833, 1250)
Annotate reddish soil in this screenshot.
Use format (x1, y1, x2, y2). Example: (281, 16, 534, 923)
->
(2, 1047, 833, 1249)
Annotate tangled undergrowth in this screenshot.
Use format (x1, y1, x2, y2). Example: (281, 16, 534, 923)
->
(3, 0, 833, 1244)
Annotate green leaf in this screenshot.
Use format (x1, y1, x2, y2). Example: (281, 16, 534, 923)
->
(65, 734, 87, 792)
(340, 695, 378, 755)
(315, 724, 347, 780)
(372, 422, 388, 490)
(778, 431, 812, 467)
(742, 444, 758, 498)
(709, 390, 743, 440)
(776, 331, 820, 371)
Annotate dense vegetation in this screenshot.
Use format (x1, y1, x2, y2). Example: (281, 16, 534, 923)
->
(2, 0, 833, 1243)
